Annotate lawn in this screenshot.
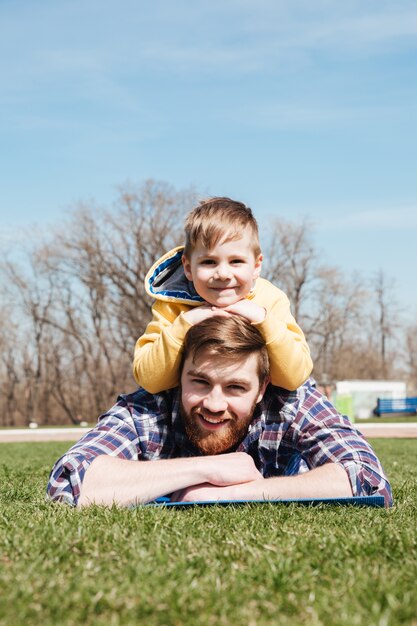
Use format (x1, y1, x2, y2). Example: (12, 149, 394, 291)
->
(0, 440, 416, 626)
(360, 415, 417, 423)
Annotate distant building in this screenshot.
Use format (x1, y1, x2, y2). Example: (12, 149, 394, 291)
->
(332, 380, 407, 421)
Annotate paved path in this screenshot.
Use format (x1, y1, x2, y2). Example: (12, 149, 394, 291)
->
(0, 427, 91, 443)
(0, 423, 416, 442)
(355, 422, 417, 438)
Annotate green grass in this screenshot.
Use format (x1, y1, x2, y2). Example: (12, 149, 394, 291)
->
(0, 440, 416, 626)
(360, 415, 417, 423)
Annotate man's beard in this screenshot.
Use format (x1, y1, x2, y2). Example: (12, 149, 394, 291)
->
(180, 400, 257, 455)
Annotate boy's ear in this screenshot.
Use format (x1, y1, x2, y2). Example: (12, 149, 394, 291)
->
(182, 255, 193, 281)
(253, 254, 263, 279)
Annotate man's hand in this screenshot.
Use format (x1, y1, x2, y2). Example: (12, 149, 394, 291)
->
(171, 463, 354, 503)
(183, 305, 232, 326)
(78, 451, 262, 507)
(205, 452, 263, 487)
(224, 299, 266, 324)
(170, 453, 263, 502)
(169, 482, 234, 503)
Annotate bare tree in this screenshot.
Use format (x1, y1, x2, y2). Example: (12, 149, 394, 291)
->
(262, 218, 317, 320)
(2, 253, 58, 425)
(262, 219, 406, 382)
(0, 181, 410, 424)
(405, 323, 417, 393)
(0, 305, 21, 426)
(306, 268, 368, 380)
(371, 269, 402, 379)
(1, 179, 197, 424)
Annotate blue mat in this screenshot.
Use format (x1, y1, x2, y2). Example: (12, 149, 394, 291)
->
(150, 495, 385, 507)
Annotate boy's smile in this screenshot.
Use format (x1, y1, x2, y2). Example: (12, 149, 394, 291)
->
(182, 228, 262, 307)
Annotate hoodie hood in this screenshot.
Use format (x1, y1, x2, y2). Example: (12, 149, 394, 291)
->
(145, 246, 204, 305)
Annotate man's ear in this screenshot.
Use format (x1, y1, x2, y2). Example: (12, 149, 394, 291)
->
(182, 255, 193, 281)
(253, 254, 263, 279)
(256, 376, 270, 404)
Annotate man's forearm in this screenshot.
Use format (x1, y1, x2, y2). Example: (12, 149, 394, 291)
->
(232, 463, 352, 500)
(77, 452, 261, 507)
(78, 455, 205, 507)
(173, 463, 353, 503)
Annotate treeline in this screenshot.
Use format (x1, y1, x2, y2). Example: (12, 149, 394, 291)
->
(1, 179, 415, 426)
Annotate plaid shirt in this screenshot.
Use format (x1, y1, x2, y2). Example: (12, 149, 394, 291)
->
(46, 378, 393, 507)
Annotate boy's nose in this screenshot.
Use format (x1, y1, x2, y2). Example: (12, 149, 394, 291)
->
(214, 264, 231, 281)
(202, 388, 228, 413)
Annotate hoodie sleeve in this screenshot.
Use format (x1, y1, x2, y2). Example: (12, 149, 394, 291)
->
(133, 300, 193, 393)
(252, 279, 313, 390)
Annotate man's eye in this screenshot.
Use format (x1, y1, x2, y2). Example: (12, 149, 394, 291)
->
(228, 385, 246, 392)
(191, 378, 209, 386)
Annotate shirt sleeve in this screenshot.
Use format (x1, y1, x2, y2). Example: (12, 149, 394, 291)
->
(46, 412, 141, 507)
(288, 383, 393, 506)
(252, 280, 313, 390)
(132, 300, 193, 393)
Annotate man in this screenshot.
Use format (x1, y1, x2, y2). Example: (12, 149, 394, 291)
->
(47, 316, 392, 507)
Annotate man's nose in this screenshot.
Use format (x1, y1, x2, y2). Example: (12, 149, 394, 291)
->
(202, 388, 228, 413)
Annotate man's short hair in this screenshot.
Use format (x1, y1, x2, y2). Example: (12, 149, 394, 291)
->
(183, 197, 261, 258)
(181, 315, 270, 386)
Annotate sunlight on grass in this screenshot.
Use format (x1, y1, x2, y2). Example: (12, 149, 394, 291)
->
(0, 440, 416, 625)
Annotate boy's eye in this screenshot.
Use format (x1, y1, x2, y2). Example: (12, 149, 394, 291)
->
(231, 259, 245, 265)
(200, 259, 216, 266)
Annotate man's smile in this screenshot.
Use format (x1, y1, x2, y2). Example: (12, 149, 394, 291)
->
(201, 415, 224, 424)
(194, 410, 231, 430)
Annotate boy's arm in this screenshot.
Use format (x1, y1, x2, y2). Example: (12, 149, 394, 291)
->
(133, 300, 192, 393)
(133, 301, 229, 393)
(254, 297, 313, 390)
(226, 283, 313, 390)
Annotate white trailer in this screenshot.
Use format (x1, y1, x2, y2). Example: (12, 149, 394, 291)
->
(333, 380, 407, 420)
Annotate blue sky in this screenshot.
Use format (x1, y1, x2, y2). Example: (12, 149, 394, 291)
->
(1, 0, 416, 317)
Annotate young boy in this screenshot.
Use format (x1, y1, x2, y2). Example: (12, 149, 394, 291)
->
(133, 197, 313, 394)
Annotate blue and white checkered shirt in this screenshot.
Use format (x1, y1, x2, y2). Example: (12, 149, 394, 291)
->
(46, 378, 393, 506)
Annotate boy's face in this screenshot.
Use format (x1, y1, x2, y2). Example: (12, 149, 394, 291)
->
(182, 228, 262, 307)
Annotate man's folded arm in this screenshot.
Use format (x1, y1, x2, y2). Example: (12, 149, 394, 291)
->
(178, 383, 392, 507)
(77, 452, 261, 507)
(46, 414, 142, 506)
(290, 387, 393, 507)
(77, 455, 209, 507)
(171, 462, 352, 503)
(46, 413, 263, 507)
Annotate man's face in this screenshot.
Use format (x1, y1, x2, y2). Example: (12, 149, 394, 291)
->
(180, 350, 267, 455)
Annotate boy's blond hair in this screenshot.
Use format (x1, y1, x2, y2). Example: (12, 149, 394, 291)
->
(183, 197, 261, 258)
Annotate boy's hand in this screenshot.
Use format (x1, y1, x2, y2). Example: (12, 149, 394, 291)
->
(183, 305, 232, 326)
(224, 299, 266, 324)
